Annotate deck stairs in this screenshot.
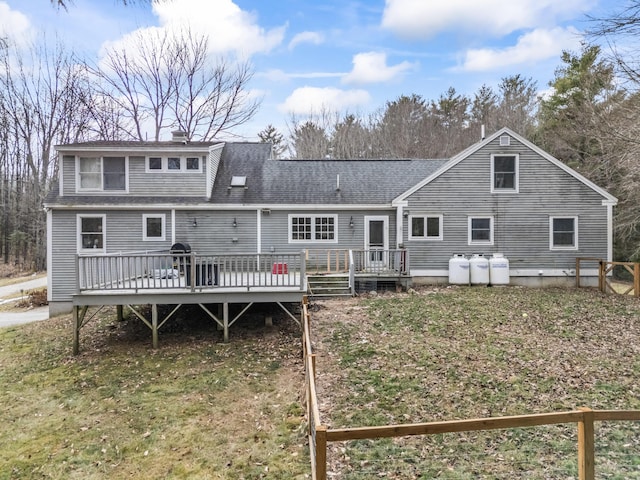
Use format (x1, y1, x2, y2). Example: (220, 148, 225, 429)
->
(306, 274, 352, 298)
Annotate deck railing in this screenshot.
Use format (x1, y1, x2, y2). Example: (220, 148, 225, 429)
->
(351, 249, 409, 275)
(77, 252, 305, 292)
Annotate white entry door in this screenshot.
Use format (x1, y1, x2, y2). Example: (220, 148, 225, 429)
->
(364, 216, 389, 269)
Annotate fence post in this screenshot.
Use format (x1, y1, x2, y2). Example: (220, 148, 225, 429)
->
(575, 258, 580, 288)
(598, 261, 604, 293)
(315, 425, 328, 480)
(578, 407, 595, 480)
(635, 263, 640, 297)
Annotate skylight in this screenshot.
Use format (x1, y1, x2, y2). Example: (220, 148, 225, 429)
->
(230, 176, 247, 187)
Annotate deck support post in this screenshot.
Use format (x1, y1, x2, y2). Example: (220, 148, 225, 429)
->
(216, 304, 223, 330)
(265, 315, 273, 327)
(72, 306, 80, 355)
(152, 304, 158, 349)
(117, 305, 124, 322)
(223, 302, 229, 342)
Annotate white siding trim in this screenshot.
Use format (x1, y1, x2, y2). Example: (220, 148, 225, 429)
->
(171, 209, 176, 245)
(207, 143, 225, 199)
(46, 209, 53, 302)
(607, 203, 614, 262)
(411, 268, 598, 277)
(256, 209, 262, 253)
(58, 153, 64, 197)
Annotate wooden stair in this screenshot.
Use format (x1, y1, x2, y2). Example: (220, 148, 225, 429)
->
(306, 274, 352, 297)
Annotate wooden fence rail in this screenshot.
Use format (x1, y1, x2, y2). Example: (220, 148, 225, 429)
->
(576, 257, 640, 297)
(302, 295, 640, 480)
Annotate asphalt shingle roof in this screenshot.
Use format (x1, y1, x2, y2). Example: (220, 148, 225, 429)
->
(210, 143, 448, 205)
(45, 141, 449, 207)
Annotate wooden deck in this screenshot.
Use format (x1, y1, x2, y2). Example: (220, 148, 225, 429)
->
(71, 253, 306, 353)
(70, 249, 409, 353)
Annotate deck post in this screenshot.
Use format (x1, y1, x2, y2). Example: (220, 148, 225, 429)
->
(152, 304, 158, 349)
(117, 305, 124, 322)
(223, 302, 229, 342)
(72, 306, 80, 355)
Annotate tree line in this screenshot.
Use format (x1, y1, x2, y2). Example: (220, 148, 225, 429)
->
(2, 3, 640, 268)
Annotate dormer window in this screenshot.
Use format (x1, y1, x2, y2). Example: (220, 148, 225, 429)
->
(77, 156, 127, 192)
(146, 156, 203, 173)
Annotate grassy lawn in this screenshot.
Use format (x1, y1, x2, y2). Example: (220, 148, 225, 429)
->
(311, 286, 640, 479)
(0, 305, 309, 479)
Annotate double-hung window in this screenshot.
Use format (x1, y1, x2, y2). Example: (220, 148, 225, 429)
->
(550, 216, 578, 250)
(143, 214, 166, 241)
(78, 156, 127, 191)
(289, 214, 337, 243)
(468, 216, 493, 245)
(78, 215, 105, 252)
(491, 154, 518, 192)
(409, 215, 442, 241)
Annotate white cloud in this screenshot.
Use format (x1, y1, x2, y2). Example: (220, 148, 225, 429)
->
(381, 0, 594, 39)
(458, 27, 581, 71)
(146, 0, 285, 57)
(342, 51, 415, 85)
(288, 31, 324, 50)
(279, 87, 371, 115)
(0, 2, 32, 42)
(260, 68, 344, 82)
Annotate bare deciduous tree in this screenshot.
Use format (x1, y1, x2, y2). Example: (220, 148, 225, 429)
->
(89, 28, 260, 141)
(0, 38, 91, 268)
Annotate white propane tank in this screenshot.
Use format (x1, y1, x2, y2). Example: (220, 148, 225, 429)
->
(489, 253, 510, 285)
(448, 254, 470, 285)
(469, 254, 490, 285)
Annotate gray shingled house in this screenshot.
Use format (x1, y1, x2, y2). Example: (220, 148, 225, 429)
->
(45, 127, 616, 348)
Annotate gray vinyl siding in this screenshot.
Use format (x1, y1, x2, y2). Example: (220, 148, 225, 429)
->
(62, 155, 76, 195)
(105, 210, 173, 253)
(404, 136, 609, 271)
(173, 210, 258, 254)
(260, 210, 396, 254)
(61, 154, 207, 197)
(50, 210, 79, 301)
(128, 155, 208, 196)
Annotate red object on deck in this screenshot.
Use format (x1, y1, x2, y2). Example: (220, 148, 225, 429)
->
(272, 263, 288, 274)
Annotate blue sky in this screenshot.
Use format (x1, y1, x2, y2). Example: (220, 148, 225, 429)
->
(0, 0, 615, 140)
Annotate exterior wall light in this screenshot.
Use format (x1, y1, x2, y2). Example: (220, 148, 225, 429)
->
(349, 216, 354, 228)
(192, 218, 198, 227)
(232, 217, 237, 228)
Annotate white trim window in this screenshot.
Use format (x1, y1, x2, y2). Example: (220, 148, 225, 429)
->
(468, 216, 494, 245)
(409, 214, 443, 241)
(289, 214, 338, 243)
(78, 214, 106, 252)
(550, 216, 578, 250)
(491, 154, 519, 192)
(146, 156, 202, 173)
(143, 214, 166, 241)
(77, 156, 127, 191)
